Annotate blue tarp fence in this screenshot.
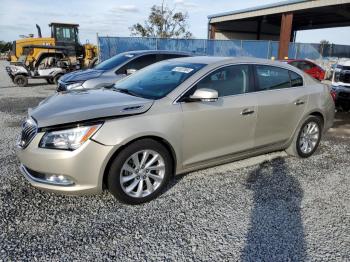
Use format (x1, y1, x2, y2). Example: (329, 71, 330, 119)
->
(98, 36, 350, 62)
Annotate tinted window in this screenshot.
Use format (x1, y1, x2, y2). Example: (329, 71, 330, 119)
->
(289, 61, 314, 71)
(190, 65, 251, 97)
(299, 61, 314, 71)
(113, 61, 205, 100)
(55, 27, 76, 42)
(290, 71, 303, 87)
(95, 53, 135, 70)
(289, 61, 300, 68)
(116, 54, 157, 74)
(337, 65, 350, 70)
(302, 62, 314, 70)
(256, 65, 290, 91)
(157, 54, 188, 61)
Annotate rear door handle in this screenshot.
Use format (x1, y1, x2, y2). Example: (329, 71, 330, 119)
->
(241, 108, 255, 115)
(294, 100, 305, 106)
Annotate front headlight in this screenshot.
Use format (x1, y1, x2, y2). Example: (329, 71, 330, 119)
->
(39, 124, 102, 150)
(67, 82, 84, 90)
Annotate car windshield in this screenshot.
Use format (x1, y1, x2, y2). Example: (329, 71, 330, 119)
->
(113, 61, 206, 100)
(94, 53, 136, 70)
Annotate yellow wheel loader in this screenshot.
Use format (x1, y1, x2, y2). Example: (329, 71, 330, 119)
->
(6, 23, 98, 87)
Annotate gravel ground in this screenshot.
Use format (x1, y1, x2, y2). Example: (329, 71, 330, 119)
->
(0, 61, 349, 261)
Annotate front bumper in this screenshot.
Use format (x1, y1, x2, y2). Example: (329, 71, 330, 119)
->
(332, 85, 350, 108)
(5, 66, 14, 80)
(16, 132, 114, 195)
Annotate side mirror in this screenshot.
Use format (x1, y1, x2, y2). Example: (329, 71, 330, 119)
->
(126, 68, 137, 75)
(189, 88, 218, 102)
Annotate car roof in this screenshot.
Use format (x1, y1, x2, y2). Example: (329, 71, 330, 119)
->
(281, 59, 314, 63)
(120, 50, 193, 56)
(168, 56, 295, 68)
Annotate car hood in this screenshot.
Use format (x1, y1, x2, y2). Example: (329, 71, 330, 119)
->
(59, 69, 104, 82)
(30, 89, 154, 128)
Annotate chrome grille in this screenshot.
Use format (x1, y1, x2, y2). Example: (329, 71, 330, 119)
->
(18, 118, 38, 148)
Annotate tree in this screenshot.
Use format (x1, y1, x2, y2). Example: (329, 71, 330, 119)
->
(130, 1, 193, 38)
(0, 41, 12, 53)
(319, 40, 331, 56)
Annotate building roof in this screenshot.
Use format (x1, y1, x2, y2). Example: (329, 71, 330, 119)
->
(208, 0, 308, 19)
(208, 0, 350, 23)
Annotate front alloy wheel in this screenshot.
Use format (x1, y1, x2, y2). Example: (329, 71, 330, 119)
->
(120, 150, 165, 198)
(107, 139, 173, 204)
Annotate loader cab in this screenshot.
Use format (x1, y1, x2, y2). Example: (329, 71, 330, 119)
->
(49, 22, 83, 59)
(50, 23, 80, 44)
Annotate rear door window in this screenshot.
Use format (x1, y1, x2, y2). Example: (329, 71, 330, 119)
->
(289, 71, 303, 87)
(255, 65, 290, 91)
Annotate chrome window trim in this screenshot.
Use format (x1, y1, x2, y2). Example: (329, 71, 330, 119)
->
(173, 62, 305, 104)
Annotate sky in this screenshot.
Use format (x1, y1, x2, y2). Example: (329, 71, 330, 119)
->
(0, 0, 350, 45)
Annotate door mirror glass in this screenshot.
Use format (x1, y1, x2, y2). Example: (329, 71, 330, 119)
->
(126, 68, 137, 75)
(189, 88, 218, 102)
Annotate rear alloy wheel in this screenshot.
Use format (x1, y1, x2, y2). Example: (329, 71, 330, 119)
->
(107, 139, 173, 204)
(13, 75, 28, 87)
(286, 116, 322, 158)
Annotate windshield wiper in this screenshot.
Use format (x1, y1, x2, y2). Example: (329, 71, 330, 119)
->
(113, 87, 141, 97)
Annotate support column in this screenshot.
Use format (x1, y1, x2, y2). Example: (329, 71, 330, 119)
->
(209, 24, 216, 39)
(257, 19, 262, 40)
(278, 12, 293, 59)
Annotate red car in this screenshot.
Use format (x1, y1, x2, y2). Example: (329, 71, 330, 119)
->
(281, 59, 325, 81)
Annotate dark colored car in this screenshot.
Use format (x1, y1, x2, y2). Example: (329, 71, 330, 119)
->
(282, 59, 325, 81)
(57, 50, 192, 92)
(330, 61, 350, 111)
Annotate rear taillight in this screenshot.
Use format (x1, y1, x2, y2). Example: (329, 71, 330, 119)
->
(330, 90, 337, 102)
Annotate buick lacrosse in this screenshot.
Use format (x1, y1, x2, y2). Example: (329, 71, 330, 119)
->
(17, 56, 334, 204)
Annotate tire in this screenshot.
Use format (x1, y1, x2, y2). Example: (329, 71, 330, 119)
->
(286, 116, 322, 158)
(107, 139, 173, 204)
(46, 78, 54, 84)
(53, 74, 63, 85)
(13, 75, 28, 87)
(341, 104, 350, 112)
(88, 57, 98, 68)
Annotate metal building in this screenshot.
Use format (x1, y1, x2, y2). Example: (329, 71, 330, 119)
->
(208, 0, 350, 59)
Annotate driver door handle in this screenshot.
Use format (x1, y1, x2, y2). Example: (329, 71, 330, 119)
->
(241, 108, 255, 115)
(294, 100, 305, 106)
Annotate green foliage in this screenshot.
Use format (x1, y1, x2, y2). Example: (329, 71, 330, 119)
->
(320, 40, 330, 45)
(130, 1, 193, 38)
(0, 41, 12, 53)
(319, 40, 331, 56)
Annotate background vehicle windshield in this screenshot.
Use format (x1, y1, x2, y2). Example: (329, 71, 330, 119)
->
(113, 61, 206, 99)
(95, 53, 135, 70)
